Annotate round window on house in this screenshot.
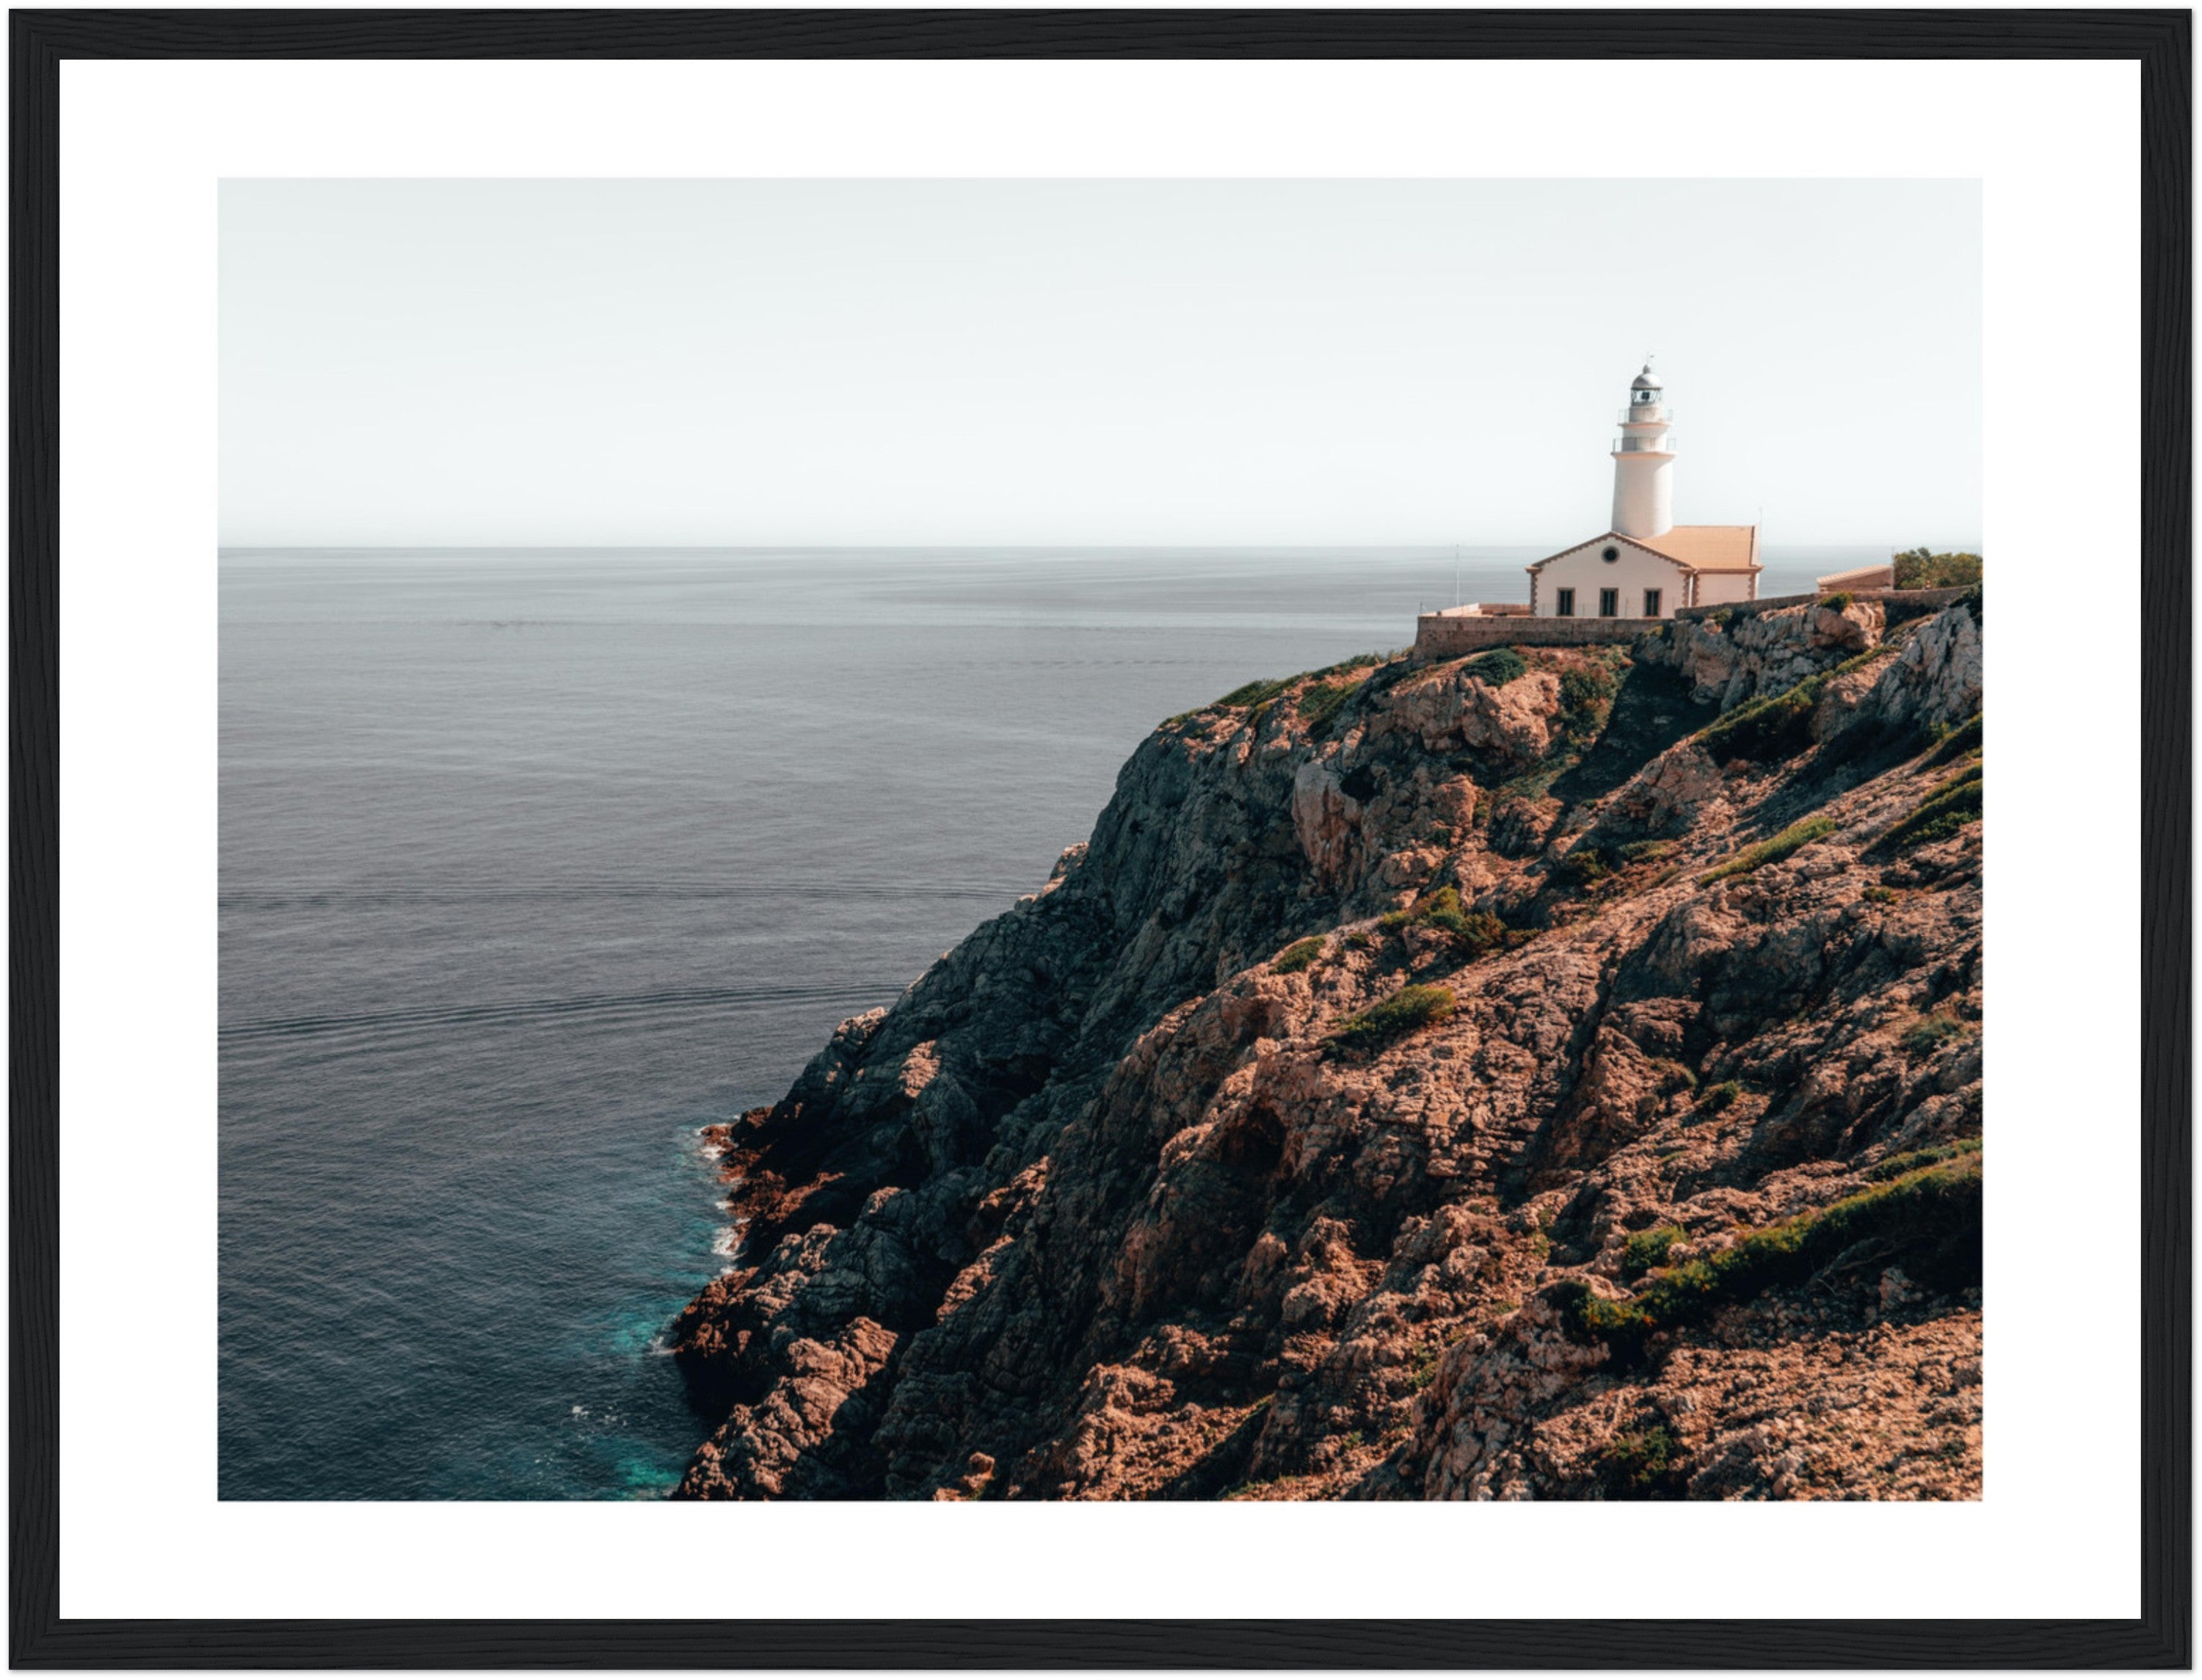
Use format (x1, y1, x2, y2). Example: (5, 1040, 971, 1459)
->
(1601, 545, 1620, 562)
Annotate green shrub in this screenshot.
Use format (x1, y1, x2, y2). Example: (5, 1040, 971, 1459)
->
(1558, 1156, 1983, 1359)
(1892, 548, 1983, 589)
(1863, 884, 1898, 905)
(1411, 886, 1470, 934)
(1297, 680, 1356, 732)
(1378, 889, 1508, 958)
(1900, 1011, 1969, 1056)
(1327, 983, 1456, 1055)
(1314, 651, 1389, 679)
(1923, 713, 1983, 768)
(1618, 839, 1675, 865)
(1828, 647, 1893, 679)
(1878, 764, 1982, 852)
(1698, 676, 1828, 765)
(1867, 1135, 1981, 1181)
(1558, 658, 1624, 742)
(1217, 676, 1292, 709)
(1697, 1080, 1742, 1115)
(1553, 845, 1611, 889)
(1820, 590, 1854, 611)
(1464, 647, 1528, 688)
(1273, 937, 1326, 975)
(1707, 608, 1734, 630)
(1620, 1224, 1687, 1279)
(1699, 815, 1837, 884)
(1596, 1424, 1685, 1499)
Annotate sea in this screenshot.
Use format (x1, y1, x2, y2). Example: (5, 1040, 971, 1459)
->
(217, 544, 1855, 1499)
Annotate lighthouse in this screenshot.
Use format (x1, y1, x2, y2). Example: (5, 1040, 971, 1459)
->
(1610, 360, 1675, 539)
(1505, 359, 1760, 622)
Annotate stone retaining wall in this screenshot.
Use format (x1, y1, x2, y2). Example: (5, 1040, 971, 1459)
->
(1413, 613, 1651, 658)
(1671, 585, 1974, 623)
(1416, 585, 1976, 660)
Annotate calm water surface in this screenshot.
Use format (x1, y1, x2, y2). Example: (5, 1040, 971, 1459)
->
(218, 545, 1856, 1498)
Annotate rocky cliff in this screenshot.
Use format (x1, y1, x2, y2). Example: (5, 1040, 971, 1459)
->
(671, 590, 1985, 1501)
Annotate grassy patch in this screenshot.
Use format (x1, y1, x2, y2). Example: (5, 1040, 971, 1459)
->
(1618, 839, 1676, 865)
(1464, 647, 1529, 688)
(1698, 677, 1827, 765)
(1697, 1080, 1742, 1115)
(1558, 656, 1625, 743)
(1378, 888, 1508, 956)
(1298, 681, 1357, 732)
(1922, 713, 1983, 769)
(1552, 845, 1611, 890)
(1828, 647, 1894, 679)
(1273, 937, 1326, 975)
(1867, 1135, 1982, 1182)
(1699, 815, 1837, 884)
(1327, 983, 1456, 1056)
(1596, 1424, 1687, 1499)
(1819, 591, 1854, 611)
(1217, 676, 1293, 709)
(1863, 884, 1898, 905)
(1314, 650, 1390, 679)
(1877, 763, 1982, 853)
(1619, 1224, 1687, 1280)
(1900, 1011, 1970, 1057)
(1558, 1156, 1984, 1361)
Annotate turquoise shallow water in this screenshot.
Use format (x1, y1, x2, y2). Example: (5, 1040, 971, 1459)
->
(217, 545, 1859, 1499)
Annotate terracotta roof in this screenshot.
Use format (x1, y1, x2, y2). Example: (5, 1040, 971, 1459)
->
(1639, 525, 1761, 573)
(1815, 563, 1896, 590)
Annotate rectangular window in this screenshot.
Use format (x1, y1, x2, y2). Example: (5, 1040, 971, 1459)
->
(1555, 587, 1575, 617)
(1643, 588, 1663, 617)
(1599, 588, 1619, 618)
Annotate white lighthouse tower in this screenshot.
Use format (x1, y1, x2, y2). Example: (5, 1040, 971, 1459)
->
(1610, 359, 1675, 539)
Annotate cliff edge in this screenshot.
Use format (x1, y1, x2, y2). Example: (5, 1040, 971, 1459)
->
(671, 590, 1985, 1501)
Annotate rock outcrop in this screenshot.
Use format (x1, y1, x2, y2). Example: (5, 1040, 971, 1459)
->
(672, 597, 1985, 1502)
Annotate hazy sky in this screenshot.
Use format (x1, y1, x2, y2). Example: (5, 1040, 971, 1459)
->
(220, 179, 1980, 549)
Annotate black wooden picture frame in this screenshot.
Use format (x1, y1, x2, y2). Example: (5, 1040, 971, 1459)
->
(10, 7, 2190, 1667)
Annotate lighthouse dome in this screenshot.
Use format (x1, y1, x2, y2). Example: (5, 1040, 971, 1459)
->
(1630, 363, 1664, 391)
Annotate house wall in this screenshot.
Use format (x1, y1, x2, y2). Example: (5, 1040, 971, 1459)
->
(1530, 538, 1687, 619)
(1691, 570, 1759, 606)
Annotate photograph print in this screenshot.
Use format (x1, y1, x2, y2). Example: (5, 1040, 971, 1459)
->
(219, 178, 1983, 1503)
